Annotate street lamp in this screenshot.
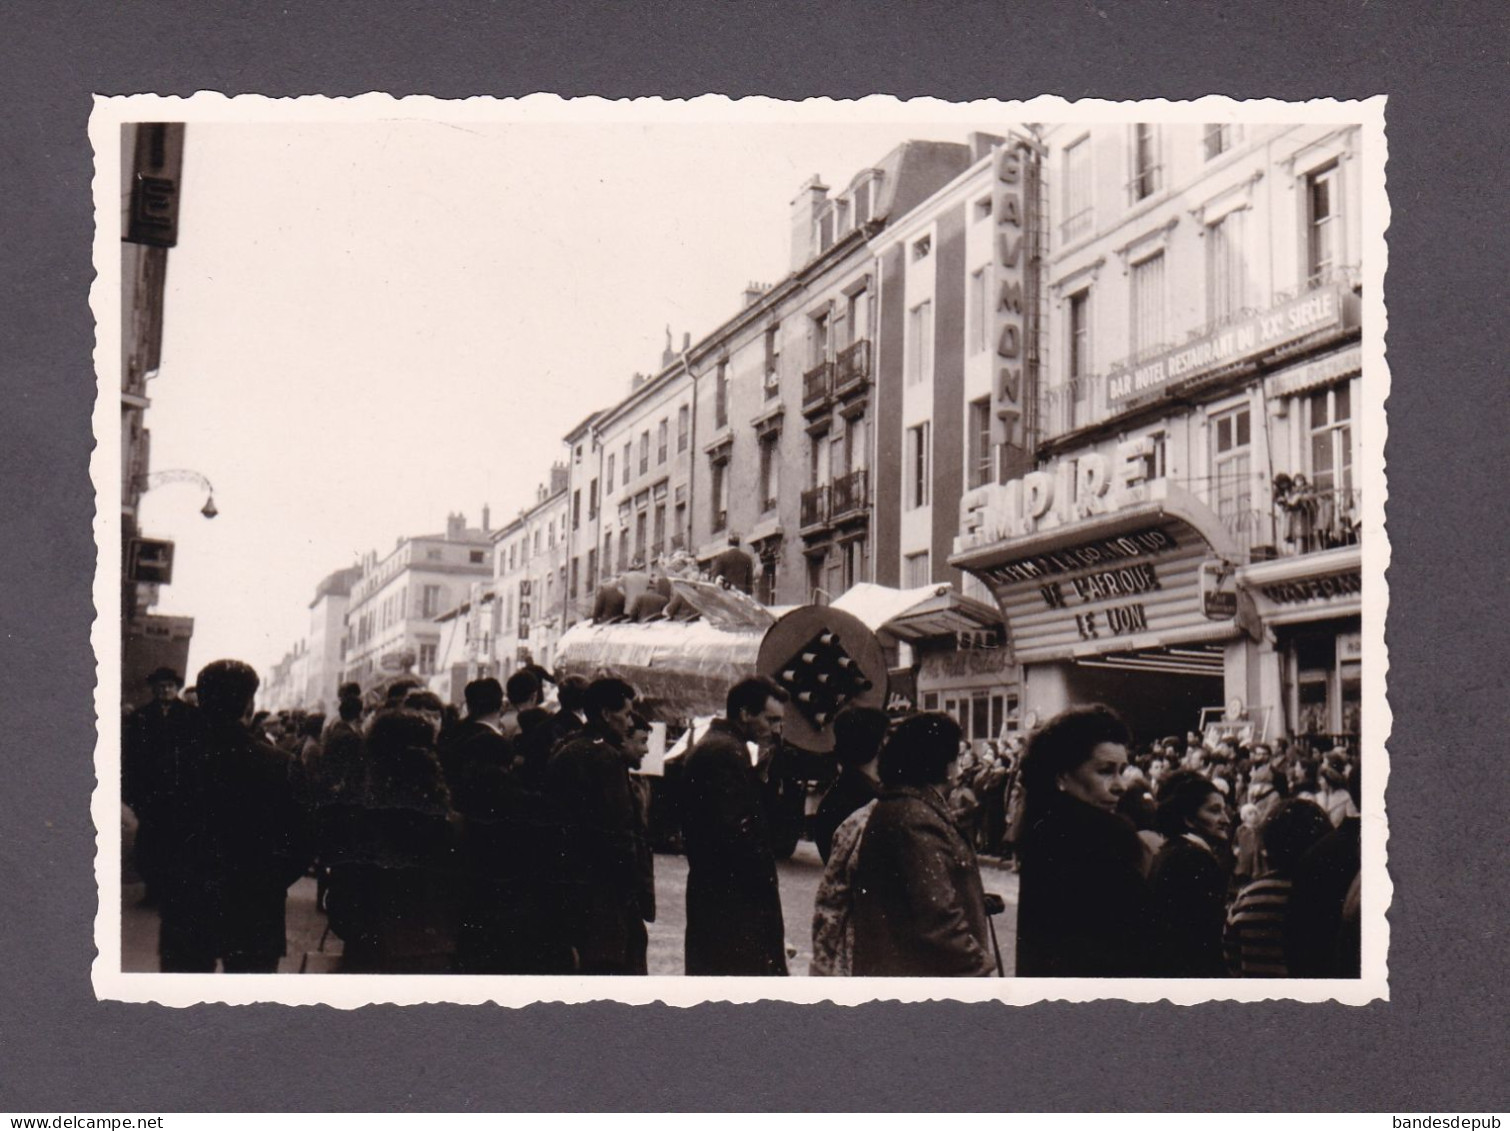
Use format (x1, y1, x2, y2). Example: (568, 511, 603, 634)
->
(144, 469, 219, 519)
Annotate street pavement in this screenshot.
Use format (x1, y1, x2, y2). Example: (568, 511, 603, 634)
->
(122, 841, 1020, 976)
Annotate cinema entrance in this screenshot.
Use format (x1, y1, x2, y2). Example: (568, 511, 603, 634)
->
(951, 481, 1250, 744)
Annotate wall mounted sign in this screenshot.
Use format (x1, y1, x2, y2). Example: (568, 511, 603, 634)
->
(1106, 282, 1358, 406)
(974, 522, 1232, 663)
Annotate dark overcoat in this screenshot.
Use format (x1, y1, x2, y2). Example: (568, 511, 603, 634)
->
(1148, 834, 1231, 977)
(679, 721, 787, 975)
(850, 784, 994, 977)
(153, 719, 312, 966)
(1015, 790, 1154, 977)
(544, 727, 654, 974)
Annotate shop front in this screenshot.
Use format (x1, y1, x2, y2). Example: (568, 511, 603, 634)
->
(952, 473, 1257, 746)
(829, 582, 1014, 744)
(1239, 546, 1362, 748)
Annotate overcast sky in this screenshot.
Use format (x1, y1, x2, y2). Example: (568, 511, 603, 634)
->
(131, 107, 1018, 678)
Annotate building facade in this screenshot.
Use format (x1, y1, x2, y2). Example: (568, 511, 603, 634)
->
(120, 122, 192, 705)
(867, 130, 1044, 735)
(304, 565, 362, 712)
(952, 121, 1366, 747)
(341, 512, 493, 688)
(492, 468, 570, 674)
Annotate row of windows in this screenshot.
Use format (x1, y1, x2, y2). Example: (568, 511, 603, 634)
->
(1061, 123, 1243, 246)
(1060, 161, 1345, 384)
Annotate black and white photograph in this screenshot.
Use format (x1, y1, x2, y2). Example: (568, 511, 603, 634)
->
(94, 94, 1389, 1006)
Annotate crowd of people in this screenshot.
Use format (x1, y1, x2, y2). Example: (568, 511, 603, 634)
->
(123, 659, 1362, 980)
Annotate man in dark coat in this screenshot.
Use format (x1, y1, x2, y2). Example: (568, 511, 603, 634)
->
(439, 677, 542, 973)
(122, 666, 200, 901)
(542, 677, 654, 974)
(708, 534, 755, 595)
(152, 659, 311, 972)
(680, 675, 790, 975)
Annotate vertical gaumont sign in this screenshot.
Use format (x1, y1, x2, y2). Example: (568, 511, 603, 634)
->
(1107, 282, 1357, 406)
(952, 458, 1235, 662)
(990, 138, 1042, 480)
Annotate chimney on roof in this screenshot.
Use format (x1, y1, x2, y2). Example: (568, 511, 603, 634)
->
(446, 512, 466, 540)
(630, 370, 648, 393)
(481, 504, 491, 533)
(661, 326, 676, 370)
(742, 281, 769, 309)
(789, 174, 829, 273)
(968, 131, 1007, 163)
(549, 461, 569, 496)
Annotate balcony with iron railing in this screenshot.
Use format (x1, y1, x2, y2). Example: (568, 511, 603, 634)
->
(802, 360, 834, 414)
(1170, 476, 1362, 564)
(830, 467, 869, 519)
(800, 485, 830, 532)
(834, 339, 872, 396)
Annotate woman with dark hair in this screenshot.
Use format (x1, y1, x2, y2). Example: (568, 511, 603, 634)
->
(1148, 774, 1232, 977)
(1014, 704, 1152, 977)
(850, 713, 994, 977)
(325, 710, 460, 973)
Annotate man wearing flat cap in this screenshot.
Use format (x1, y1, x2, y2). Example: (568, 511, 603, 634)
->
(123, 667, 200, 905)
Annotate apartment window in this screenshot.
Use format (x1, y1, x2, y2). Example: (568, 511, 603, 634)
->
(906, 422, 932, 509)
(812, 311, 831, 364)
(673, 501, 686, 546)
(656, 419, 668, 465)
(418, 643, 437, 675)
(633, 510, 647, 563)
(904, 550, 931, 588)
(621, 442, 631, 486)
(906, 300, 934, 387)
(710, 459, 728, 532)
(810, 428, 830, 487)
(1309, 384, 1353, 496)
(912, 234, 931, 261)
(1307, 163, 1342, 284)
(426, 548, 442, 561)
(840, 537, 868, 590)
(469, 549, 485, 564)
(1212, 405, 1253, 527)
(617, 531, 629, 572)
(572, 489, 582, 530)
(816, 207, 835, 253)
(759, 433, 780, 512)
(1068, 288, 1091, 396)
(421, 584, 443, 618)
(715, 361, 729, 430)
(570, 557, 579, 599)
(853, 176, 874, 226)
(1130, 253, 1166, 358)
(969, 267, 990, 355)
(677, 405, 689, 451)
(652, 502, 666, 556)
(1203, 123, 1234, 161)
(967, 397, 993, 489)
(1062, 135, 1093, 243)
(638, 431, 649, 475)
(602, 531, 612, 575)
(763, 325, 781, 386)
(1207, 210, 1247, 323)
(845, 414, 868, 472)
(1141, 430, 1168, 482)
(847, 289, 870, 345)
(586, 548, 597, 594)
(588, 477, 598, 519)
(605, 454, 615, 492)
(1130, 124, 1161, 202)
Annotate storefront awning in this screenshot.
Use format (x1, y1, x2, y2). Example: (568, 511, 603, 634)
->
(830, 582, 1002, 641)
